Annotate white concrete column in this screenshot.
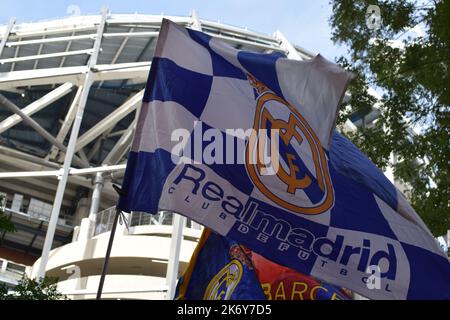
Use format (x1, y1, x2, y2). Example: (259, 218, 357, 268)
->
(117, 212, 130, 235)
(165, 213, 184, 299)
(72, 226, 80, 242)
(78, 218, 93, 241)
(88, 172, 104, 222)
(73, 197, 90, 227)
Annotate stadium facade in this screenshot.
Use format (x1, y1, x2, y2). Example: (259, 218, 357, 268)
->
(0, 9, 412, 299)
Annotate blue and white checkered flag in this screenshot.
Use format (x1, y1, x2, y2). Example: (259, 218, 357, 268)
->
(118, 19, 450, 300)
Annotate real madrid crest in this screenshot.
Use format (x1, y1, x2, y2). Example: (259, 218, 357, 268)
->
(203, 260, 243, 300)
(245, 73, 334, 215)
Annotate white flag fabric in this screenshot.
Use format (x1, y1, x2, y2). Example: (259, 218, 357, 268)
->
(118, 19, 450, 299)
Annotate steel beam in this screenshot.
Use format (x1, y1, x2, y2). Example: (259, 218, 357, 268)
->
(0, 170, 61, 178)
(201, 20, 277, 43)
(0, 148, 92, 190)
(0, 82, 74, 134)
(0, 151, 120, 201)
(0, 163, 77, 197)
(103, 31, 158, 38)
(0, 94, 69, 152)
(86, 129, 109, 161)
(9, 37, 20, 72)
(102, 121, 134, 165)
(0, 145, 60, 169)
(0, 49, 93, 65)
(37, 7, 109, 280)
(8, 22, 96, 39)
(75, 89, 144, 152)
(0, 146, 125, 178)
(48, 85, 83, 160)
(102, 98, 140, 165)
(0, 62, 150, 89)
(204, 32, 282, 52)
(7, 34, 94, 47)
(0, 93, 87, 168)
(23, 177, 77, 197)
(87, 125, 115, 162)
(120, 37, 153, 88)
(5, 31, 159, 47)
(0, 17, 16, 58)
(32, 35, 46, 70)
(77, 150, 90, 166)
(109, 30, 134, 65)
(274, 30, 302, 60)
(98, 28, 134, 89)
(274, 30, 316, 61)
(106, 129, 127, 138)
(4, 15, 182, 40)
(68, 164, 126, 176)
(58, 32, 75, 69)
(190, 10, 202, 31)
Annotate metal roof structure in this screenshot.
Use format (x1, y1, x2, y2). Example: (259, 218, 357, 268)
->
(0, 9, 318, 264)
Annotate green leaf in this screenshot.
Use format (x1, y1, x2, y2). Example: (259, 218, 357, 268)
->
(330, 0, 450, 236)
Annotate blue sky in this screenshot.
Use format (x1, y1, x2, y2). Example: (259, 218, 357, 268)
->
(0, 0, 347, 61)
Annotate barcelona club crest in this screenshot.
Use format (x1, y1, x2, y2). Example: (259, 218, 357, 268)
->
(245, 74, 334, 215)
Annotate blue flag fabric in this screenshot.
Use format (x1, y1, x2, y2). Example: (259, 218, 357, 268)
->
(176, 229, 351, 300)
(175, 229, 267, 300)
(118, 19, 450, 299)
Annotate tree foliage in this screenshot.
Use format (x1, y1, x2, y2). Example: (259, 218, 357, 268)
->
(0, 197, 65, 300)
(0, 194, 15, 234)
(0, 276, 67, 300)
(330, 0, 449, 235)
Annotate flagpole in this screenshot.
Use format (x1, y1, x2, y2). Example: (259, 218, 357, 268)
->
(96, 207, 120, 300)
